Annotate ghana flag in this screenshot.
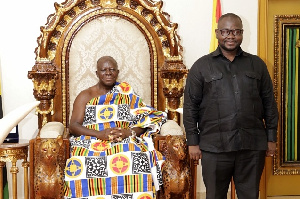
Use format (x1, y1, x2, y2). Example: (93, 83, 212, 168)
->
(209, 0, 222, 52)
(0, 75, 9, 198)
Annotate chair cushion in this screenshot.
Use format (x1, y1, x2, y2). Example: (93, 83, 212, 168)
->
(40, 122, 64, 138)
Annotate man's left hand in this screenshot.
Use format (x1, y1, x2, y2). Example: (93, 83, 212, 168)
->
(266, 142, 276, 157)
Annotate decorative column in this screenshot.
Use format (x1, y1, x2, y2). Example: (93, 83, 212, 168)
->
(22, 160, 29, 199)
(28, 60, 58, 128)
(161, 60, 188, 123)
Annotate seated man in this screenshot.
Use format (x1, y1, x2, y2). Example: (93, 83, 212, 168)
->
(64, 56, 167, 198)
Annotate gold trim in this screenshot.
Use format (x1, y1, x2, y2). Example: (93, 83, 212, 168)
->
(296, 40, 300, 48)
(33, 79, 55, 94)
(40, 0, 183, 61)
(0, 147, 28, 162)
(36, 99, 54, 127)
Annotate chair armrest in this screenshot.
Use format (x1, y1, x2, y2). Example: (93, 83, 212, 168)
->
(160, 119, 183, 136)
(29, 128, 70, 198)
(39, 121, 70, 139)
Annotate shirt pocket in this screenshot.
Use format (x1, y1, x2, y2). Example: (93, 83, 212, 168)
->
(199, 72, 223, 125)
(203, 73, 223, 97)
(244, 71, 261, 96)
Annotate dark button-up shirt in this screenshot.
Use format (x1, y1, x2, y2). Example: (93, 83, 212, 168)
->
(183, 47, 278, 152)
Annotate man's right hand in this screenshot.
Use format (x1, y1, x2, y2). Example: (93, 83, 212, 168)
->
(189, 145, 202, 161)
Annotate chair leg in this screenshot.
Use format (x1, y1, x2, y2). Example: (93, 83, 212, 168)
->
(191, 160, 199, 199)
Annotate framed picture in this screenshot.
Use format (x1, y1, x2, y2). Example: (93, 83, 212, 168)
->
(4, 125, 19, 143)
(274, 15, 300, 175)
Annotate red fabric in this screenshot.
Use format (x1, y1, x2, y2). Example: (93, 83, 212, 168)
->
(216, 0, 222, 23)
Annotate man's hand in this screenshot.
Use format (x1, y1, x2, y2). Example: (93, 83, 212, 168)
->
(266, 142, 276, 157)
(105, 127, 123, 142)
(189, 145, 202, 161)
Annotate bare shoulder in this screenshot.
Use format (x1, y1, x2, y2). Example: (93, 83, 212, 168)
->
(74, 85, 98, 105)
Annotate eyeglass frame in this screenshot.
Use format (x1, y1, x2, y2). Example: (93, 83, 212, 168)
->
(216, 29, 244, 37)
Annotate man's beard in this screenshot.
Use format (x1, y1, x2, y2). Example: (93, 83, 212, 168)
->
(219, 41, 241, 52)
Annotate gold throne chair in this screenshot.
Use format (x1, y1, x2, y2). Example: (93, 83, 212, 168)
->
(27, 0, 196, 198)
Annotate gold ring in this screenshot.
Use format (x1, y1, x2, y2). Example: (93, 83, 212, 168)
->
(116, 137, 122, 142)
(108, 135, 114, 141)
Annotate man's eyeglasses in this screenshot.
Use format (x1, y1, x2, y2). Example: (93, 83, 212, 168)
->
(217, 29, 243, 37)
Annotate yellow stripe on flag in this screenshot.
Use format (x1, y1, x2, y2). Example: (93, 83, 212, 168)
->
(209, 0, 222, 52)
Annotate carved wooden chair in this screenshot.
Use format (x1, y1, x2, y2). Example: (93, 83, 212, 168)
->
(27, 0, 197, 198)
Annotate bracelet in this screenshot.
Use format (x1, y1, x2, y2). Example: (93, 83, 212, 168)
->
(130, 129, 136, 138)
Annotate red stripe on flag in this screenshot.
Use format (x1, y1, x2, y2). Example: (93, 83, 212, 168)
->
(210, 0, 222, 52)
(216, 0, 222, 22)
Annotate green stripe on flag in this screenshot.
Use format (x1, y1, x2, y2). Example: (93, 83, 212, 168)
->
(1, 73, 9, 198)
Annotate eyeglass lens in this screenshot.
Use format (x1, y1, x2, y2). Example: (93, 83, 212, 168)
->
(219, 29, 243, 36)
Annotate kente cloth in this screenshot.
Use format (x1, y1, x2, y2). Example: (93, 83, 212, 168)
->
(64, 82, 167, 199)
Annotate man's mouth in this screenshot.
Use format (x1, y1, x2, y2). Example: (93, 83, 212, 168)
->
(105, 77, 114, 81)
(226, 40, 235, 45)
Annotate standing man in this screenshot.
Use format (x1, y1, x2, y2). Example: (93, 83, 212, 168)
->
(183, 13, 278, 199)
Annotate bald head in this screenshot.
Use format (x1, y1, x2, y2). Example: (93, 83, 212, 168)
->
(218, 13, 243, 29)
(97, 56, 118, 70)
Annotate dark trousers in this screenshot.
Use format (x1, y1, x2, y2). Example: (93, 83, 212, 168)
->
(201, 150, 266, 199)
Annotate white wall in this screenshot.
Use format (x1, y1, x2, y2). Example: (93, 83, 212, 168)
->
(0, 0, 258, 198)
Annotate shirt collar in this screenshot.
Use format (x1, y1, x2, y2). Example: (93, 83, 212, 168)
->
(212, 46, 245, 57)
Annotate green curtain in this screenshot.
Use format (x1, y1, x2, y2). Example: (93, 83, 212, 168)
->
(285, 27, 300, 161)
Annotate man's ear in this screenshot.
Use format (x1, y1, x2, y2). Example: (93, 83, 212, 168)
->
(215, 29, 219, 37)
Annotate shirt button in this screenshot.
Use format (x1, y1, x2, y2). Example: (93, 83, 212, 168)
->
(233, 75, 236, 78)
(235, 91, 239, 94)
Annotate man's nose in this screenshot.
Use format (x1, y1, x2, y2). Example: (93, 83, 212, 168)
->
(227, 31, 235, 37)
